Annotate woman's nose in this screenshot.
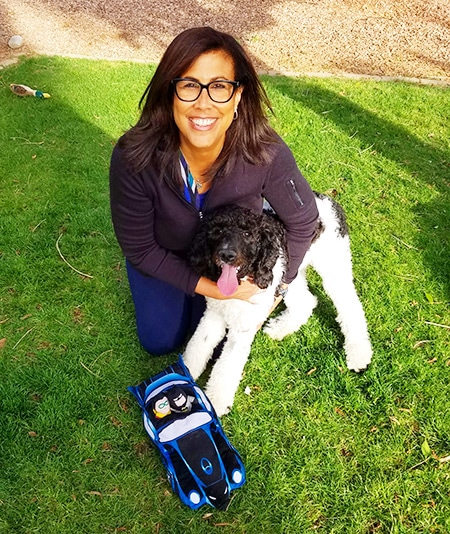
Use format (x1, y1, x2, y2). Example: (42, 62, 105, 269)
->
(194, 86, 213, 107)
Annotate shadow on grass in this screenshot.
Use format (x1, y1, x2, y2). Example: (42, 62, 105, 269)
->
(0, 56, 174, 532)
(0, 56, 160, 371)
(266, 77, 450, 297)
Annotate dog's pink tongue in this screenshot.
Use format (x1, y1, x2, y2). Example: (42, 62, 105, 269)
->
(217, 264, 239, 296)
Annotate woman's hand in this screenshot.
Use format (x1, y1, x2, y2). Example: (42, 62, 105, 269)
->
(195, 276, 262, 302)
(228, 277, 263, 302)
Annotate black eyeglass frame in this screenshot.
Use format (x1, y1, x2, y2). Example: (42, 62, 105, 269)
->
(171, 78, 240, 103)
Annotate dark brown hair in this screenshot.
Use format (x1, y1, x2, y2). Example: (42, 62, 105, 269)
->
(119, 27, 277, 181)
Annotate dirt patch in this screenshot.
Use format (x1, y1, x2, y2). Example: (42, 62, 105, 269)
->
(1, 0, 449, 83)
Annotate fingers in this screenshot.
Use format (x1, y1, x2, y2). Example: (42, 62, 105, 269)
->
(235, 279, 262, 300)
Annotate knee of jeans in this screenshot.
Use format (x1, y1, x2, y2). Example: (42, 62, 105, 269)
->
(137, 329, 182, 356)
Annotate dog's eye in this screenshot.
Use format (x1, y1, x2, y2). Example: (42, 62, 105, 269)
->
(242, 231, 251, 238)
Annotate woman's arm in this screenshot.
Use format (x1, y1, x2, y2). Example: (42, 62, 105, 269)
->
(110, 143, 201, 295)
(195, 276, 262, 301)
(263, 142, 319, 283)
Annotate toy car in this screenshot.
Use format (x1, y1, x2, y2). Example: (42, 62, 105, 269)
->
(128, 356, 246, 510)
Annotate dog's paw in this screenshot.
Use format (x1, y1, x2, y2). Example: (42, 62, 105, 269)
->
(214, 403, 231, 417)
(345, 341, 373, 372)
(263, 317, 295, 340)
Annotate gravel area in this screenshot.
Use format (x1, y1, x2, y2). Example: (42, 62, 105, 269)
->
(1, 0, 449, 83)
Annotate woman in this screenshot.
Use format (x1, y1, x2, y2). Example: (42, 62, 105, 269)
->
(110, 27, 319, 355)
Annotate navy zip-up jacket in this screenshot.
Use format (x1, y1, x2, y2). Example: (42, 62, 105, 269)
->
(110, 137, 319, 296)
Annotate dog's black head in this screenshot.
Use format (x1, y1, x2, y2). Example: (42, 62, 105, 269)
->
(189, 205, 287, 295)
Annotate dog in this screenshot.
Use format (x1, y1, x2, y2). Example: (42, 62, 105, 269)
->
(183, 194, 372, 416)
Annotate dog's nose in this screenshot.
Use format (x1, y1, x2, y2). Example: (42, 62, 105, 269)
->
(217, 249, 237, 264)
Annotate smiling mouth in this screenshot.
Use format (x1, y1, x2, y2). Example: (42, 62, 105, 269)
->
(190, 118, 217, 129)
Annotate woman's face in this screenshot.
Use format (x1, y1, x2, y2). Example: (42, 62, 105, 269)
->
(173, 50, 243, 160)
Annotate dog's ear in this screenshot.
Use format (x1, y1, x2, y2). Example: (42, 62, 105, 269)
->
(189, 224, 220, 280)
(251, 217, 286, 289)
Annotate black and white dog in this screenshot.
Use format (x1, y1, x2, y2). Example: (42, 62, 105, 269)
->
(183, 194, 372, 416)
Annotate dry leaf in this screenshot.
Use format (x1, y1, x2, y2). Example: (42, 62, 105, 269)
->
(119, 400, 129, 413)
(334, 407, 345, 417)
(0, 338, 6, 350)
(413, 340, 430, 349)
(110, 416, 123, 427)
(324, 188, 338, 197)
(72, 307, 83, 323)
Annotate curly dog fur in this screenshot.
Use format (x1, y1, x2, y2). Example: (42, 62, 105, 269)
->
(183, 195, 372, 416)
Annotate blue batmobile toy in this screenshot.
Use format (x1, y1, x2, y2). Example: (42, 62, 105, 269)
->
(128, 356, 246, 510)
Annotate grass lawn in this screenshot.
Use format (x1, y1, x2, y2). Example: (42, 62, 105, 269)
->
(0, 56, 449, 533)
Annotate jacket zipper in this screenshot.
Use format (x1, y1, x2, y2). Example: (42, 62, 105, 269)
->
(167, 172, 218, 221)
(288, 179, 304, 206)
(198, 176, 219, 220)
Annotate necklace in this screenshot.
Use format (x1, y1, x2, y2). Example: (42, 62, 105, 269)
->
(179, 150, 213, 191)
(195, 176, 213, 189)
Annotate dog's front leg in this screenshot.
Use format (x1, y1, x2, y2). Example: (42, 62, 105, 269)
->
(183, 309, 227, 380)
(205, 328, 257, 417)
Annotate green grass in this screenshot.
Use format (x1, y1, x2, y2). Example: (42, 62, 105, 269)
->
(1, 56, 449, 533)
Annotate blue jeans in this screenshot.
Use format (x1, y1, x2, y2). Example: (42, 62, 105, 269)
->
(126, 260, 206, 355)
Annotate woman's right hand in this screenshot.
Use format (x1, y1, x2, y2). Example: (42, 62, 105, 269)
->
(195, 276, 263, 302)
(228, 277, 263, 302)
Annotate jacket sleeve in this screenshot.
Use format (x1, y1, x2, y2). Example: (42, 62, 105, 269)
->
(109, 144, 200, 295)
(262, 141, 319, 283)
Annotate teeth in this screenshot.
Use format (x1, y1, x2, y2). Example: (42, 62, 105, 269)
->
(192, 118, 215, 126)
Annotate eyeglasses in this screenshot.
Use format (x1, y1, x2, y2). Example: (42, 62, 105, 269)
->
(172, 78, 240, 103)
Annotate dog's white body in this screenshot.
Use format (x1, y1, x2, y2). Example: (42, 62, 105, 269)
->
(183, 196, 372, 416)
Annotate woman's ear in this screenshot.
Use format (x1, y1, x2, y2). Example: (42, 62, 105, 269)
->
(234, 86, 243, 109)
